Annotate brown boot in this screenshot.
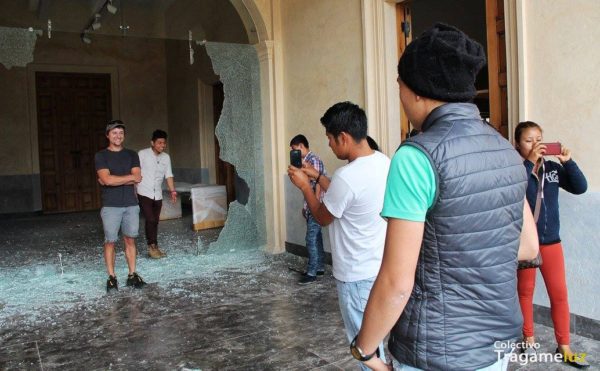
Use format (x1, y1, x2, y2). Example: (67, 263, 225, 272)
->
(148, 244, 162, 259)
(155, 244, 167, 257)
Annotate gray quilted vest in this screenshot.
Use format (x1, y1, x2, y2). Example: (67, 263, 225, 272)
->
(389, 103, 527, 370)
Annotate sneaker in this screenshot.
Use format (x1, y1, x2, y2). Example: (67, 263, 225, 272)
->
(148, 244, 162, 259)
(126, 272, 146, 288)
(302, 270, 325, 276)
(298, 274, 317, 285)
(106, 275, 118, 292)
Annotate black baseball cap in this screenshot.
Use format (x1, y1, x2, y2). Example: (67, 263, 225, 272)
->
(106, 119, 126, 133)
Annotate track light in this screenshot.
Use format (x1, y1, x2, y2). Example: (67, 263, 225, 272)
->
(81, 31, 91, 44)
(107, 0, 117, 14)
(91, 14, 101, 30)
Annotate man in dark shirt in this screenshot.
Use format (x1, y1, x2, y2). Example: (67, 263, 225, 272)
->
(95, 120, 146, 292)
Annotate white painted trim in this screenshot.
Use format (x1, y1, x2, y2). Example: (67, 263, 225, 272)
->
(26, 64, 120, 174)
(198, 81, 216, 184)
(254, 0, 286, 253)
(504, 0, 521, 142)
(230, 0, 260, 44)
(241, 0, 271, 42)
(361, 0, 401, 157)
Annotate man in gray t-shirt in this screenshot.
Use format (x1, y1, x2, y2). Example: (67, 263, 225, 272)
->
(95, 120, 146, 292)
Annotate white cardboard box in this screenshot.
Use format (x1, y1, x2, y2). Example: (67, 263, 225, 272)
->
(191, 185, 228, 230)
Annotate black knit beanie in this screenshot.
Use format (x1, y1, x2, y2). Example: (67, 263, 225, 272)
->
(398, 23, 486, 102)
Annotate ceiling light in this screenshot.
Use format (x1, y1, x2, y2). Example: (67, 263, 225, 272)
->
(91, 14, 101, 30)
(107, 0, 117, 14)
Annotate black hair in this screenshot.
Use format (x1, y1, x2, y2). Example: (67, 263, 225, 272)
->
(366, 136, 379, 151)
(320, 102, 367, 143)
(290, 134, 309, 148)
(152, 129, 168, 141)
(514, 121, 542, 143)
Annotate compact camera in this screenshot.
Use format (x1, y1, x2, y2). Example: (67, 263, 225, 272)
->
(542, 142, 561, 156)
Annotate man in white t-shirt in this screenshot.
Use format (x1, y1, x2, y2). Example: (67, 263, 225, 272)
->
(137, 129, 177, 259)
(288, 101, 390, 371)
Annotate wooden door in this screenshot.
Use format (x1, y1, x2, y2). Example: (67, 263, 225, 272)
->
(37, 72, 112, 213)
(212, 83, 236, 205)
(396, 2, 413, 141)
(486, 0, 509, 138)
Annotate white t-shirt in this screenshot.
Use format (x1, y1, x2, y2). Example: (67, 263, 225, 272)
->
(137, 148, 174, 200)
(323, 151, 390, 282)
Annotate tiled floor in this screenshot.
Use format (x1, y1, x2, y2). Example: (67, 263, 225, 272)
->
(0, 211, 597, 370)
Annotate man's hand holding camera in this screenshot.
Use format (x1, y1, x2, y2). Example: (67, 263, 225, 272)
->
(288, 165, 311, 193)
(301, 161, 320, 180)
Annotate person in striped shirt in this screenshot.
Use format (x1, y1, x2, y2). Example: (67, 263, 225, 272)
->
(290, 134, 327, 284)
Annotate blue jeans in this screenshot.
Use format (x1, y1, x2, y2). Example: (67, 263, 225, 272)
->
(336, 277, 386, 371)
(305, 213, 324, 276)
(391, 351, 511, 371)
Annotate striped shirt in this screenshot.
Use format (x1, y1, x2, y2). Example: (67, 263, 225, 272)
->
(303, 151, 326, 216)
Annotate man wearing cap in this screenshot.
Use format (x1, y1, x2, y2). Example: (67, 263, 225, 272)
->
(351, 24, 539, 370)
(95, 120, 146, 292)
(137, 129, 176, 259)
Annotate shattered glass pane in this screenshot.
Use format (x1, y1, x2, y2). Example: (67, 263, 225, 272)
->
(204, 42, 266, 252)
(0, 213, 268, 326)
(0, 26, 39, 69)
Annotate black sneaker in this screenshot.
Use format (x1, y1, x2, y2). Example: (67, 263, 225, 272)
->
(106, 275, 118, 292)
(298, 274, 317, 285)
(302, 270, 325, 276)
(126, 272, 146, 288)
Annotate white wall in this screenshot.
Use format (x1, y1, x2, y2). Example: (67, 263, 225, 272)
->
(520, 0, 600, 320)
(280, 0, 365, 247)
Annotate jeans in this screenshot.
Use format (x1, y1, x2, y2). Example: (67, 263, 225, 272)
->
(100, 205, 140, 243)
(391, 351, 511, 371)
(305, 212, 324, 276)
(336, 277, 386, 371)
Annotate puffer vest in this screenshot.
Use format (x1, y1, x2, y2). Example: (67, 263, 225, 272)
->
(389, 103, 528, 370)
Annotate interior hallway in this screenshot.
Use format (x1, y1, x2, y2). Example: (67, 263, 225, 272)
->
(0, 211, 597, 370)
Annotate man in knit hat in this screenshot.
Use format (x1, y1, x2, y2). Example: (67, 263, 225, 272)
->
(350, 24, 539, 370)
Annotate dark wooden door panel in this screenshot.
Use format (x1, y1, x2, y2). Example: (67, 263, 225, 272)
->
(486, 0, 509, 138)
(213, 83, 235, 205)
(37, 72, 112, 213)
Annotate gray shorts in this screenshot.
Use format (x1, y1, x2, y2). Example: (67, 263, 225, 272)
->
(100, 206, 140, 243)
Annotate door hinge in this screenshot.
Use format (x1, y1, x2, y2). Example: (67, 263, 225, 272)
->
(402, 21, 411, 38)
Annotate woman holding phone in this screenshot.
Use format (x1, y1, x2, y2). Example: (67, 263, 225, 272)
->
(514, 121, 589, 368)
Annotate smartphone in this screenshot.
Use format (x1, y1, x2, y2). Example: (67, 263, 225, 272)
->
(542, 142, 561, 156)
(290, 149, 302, 168)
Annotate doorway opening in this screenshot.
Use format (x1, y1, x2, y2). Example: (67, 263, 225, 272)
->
(396, 0, 508, 138)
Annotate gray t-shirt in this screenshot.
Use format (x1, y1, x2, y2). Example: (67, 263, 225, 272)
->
(94, 148, 140, 207)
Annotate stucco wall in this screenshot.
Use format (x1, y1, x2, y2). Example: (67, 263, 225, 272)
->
(520, 0, 599, 189)
(520, 0, 600, 321)
(0, 32, 168, 212)
(280, 0, 365, 247)
(0, 32, 168, 175)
